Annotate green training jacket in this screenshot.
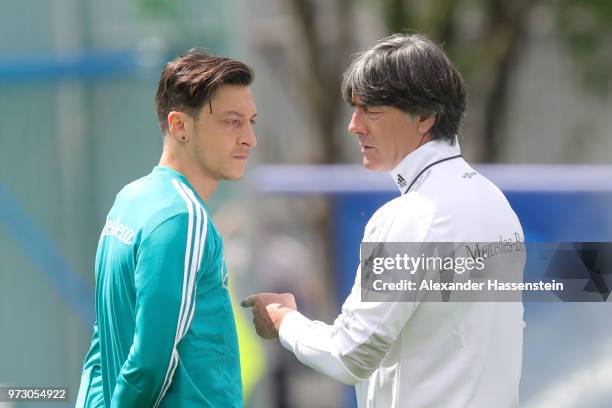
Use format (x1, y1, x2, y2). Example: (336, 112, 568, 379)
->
(76, 166, 242, 407)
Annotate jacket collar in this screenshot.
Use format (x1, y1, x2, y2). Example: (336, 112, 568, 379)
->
(389, 138, 462, 195)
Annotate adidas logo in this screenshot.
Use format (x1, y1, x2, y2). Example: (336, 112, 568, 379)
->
(462, 171, 477, 179)
(397, 174, 407, 188)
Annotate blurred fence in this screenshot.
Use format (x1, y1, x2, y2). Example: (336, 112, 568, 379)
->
(0, 2, 235, 403)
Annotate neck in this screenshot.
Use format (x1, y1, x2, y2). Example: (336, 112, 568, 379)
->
(159, 150, 218, 202)
(391, 134, 432, 170)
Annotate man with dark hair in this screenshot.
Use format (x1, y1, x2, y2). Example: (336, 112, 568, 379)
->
(243, 34, 524, 407)
(76, 49, 257, 408)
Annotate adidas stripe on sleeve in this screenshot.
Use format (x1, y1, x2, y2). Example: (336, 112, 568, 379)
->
(110, 193, 207, 407)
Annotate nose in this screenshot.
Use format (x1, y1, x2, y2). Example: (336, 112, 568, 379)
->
(241, 123, 257, 148)
(348, 110, 367, 136)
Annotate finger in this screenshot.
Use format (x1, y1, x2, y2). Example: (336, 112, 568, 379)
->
(241, 295, 257, 308)
(255, 320, 265, 338)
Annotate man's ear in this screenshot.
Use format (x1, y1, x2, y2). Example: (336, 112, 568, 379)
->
(167, 111, 192, 142)
(417, 114, 436, 136)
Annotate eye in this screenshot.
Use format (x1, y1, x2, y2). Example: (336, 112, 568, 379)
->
(249, 119, 256, 126)
(225, 119, 241, 126)
(365, 108, 383, 118)
(360, 105, 382, 118)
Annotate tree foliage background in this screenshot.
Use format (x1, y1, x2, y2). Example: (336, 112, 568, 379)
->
(275, 0, 612, 163)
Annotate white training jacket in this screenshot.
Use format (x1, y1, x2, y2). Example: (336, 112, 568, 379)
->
(279, 139, 525, 408)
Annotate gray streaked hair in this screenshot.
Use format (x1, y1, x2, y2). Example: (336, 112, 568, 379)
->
(341, 33, 466, 143)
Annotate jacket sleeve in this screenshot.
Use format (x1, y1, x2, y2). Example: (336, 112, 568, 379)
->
(111, 211, 205, 407)
(75, 321, 105, 408)
(279, 268, 420, 384)
(279, 196, 435, 384)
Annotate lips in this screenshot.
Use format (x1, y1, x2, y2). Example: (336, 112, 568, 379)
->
(358, 139, 374, 149)
(232, 149, 250, 159)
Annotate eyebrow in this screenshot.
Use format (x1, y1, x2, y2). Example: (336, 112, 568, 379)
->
(221, 110, 257, 118)
(355, 103, 373, 110)
(357, 103, 385, 112)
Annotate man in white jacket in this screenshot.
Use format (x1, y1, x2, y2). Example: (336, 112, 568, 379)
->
(243, 33, 525, 407)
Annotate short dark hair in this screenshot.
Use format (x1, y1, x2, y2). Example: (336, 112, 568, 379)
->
(341, 33, 466, 143)
(155, 49, 254, 132)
